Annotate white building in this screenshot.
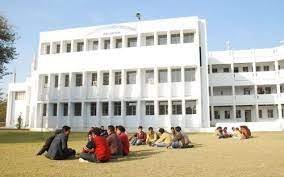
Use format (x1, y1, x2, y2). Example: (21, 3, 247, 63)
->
(5, 16, 284, 132)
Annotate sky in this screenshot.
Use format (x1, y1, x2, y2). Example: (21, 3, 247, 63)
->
(0, 0, 283, 93)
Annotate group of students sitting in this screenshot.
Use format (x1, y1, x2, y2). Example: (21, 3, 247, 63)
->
(215, 125, 251, 139)
(129, 126, 193, 149)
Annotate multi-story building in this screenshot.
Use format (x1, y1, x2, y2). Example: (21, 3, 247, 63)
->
(5, 16, 210, 132)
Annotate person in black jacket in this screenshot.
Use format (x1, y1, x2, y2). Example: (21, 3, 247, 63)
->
(46, 126, 76, 160)
(36, 129, 62, 155)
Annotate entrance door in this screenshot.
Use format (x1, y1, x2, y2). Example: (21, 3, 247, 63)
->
(245, 110, 252, 122)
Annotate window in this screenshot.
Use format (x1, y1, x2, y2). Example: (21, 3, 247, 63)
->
(127, 71, 136, 84)
(223, 68, 230, 73)
(268, 109, 274, 118)
(102, 102, 108, 116)
(258, 110, 262, 118)
(127, 37, 137, 47)
(15, 92, 25, 100)
(43, 104, 47, 116)
(44, 75, 48, 88)
(265, 87, 271, 94)
(212, 68, 218, 73)
(77, 42, 84, 52)
(146, 36, 154, 46)
(263, 66, 269, 71)
(92, 41, 98, 50)
(145, 70, 154, 84)
(115, 39, 122, 48)
(64, 74, 69, 87)
(115, 72, 121, 85)
(145, 101, 154, 115)
(234, 67, 239, 73)
(244, 88, 251, 95)
(103, 73, 109, 85)
(126, 102, 136, 116)
(159, 101, 168, 115)
(172, 101, 182, 115)
(158, 35, 167, 45)
(91, 73, 97, 86)
(185, 68, 196, 82)
(54, 75, 59, 88)
(63, 103, 68, 116)
(183, 33, 194, 43)
(113, 102, 121, 116)
(104, 40, 110, 49)
(74, 103, 82, 116)
(214, 110, 220, 119)
(185, 100, 196, 114)
(75, 73, 83, 87)
(225, 110, 230, 119)
(56, 44, 60, 53)
(158, 69, 168, 83)
(90, 102, 96, 116)
(66, 43, 71, 53)
(171, 33, 180, 44)
(46, 45, 50, 54)
(53, 104, 57, 116)
(171, 68, 181, 82)
(236, 110, 241, 118)
(256, 66, 261, 71)
(243, 67, 249, 72)
(257, 87, 265, 94)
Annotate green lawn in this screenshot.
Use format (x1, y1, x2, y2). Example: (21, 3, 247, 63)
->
(1, 130, 284, 177)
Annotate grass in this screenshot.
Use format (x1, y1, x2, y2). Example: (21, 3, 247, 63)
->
(1, 130, 284, 177)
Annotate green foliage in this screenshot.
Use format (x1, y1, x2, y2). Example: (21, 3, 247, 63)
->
(0, 99, 6, 123)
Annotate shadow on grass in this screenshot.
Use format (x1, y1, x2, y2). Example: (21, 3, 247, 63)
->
(111, 149, 164, 162)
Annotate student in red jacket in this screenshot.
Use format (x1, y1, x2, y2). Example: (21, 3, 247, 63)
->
(79, 127, 111, 163)
(129, 126, 147, 145)
(116, 125, 130, 156)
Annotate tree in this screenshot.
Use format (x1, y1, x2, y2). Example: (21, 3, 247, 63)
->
(0, 15, 17, 79)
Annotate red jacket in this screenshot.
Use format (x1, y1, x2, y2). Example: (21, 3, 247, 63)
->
(119, 133, 130, 156)
(93, 136, 111, 162)
(136, 131, 146, 142)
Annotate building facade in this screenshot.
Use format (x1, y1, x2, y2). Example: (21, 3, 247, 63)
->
(5, 17, 210, 132)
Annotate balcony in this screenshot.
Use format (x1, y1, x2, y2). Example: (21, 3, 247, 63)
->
(210, 96, 234, 105)
(209, 73, 234, 86)
(255, 71, 277, 84)
(234, 72, 254, 85)
(235, 95, 256, 105)
(257, 94, 278, 104)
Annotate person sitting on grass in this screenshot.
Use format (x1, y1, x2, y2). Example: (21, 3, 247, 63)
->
(233, 127, 245, 140)
(116, 125, 130, 156)
(168, 126, 193, 149)
(129, 126, 147, 145)
(146, 127, 159, 146)
(46, 126, 76, 160)
(170, 127, 176, 138)
(215, 127, 225, 139)
(36, 129, 62, 156)
(153, 128, 172, 147)
(79, 127, 111, 163)
(100, 126, 108, 137)
(240, 126, 251, 139)
(223, 127, 232, 138)
(106, 125, 123, 157)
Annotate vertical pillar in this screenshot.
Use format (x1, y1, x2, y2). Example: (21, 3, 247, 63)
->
(60, 41, 63, 53)
(167, 31, 171, 45)
(180, 30, 184, 44)
(122, 36, 127, 48)
(137, 33, 141, 47)
(154, 32, 158, 45)
(255, 104, 259, 121)
(56, 102, 60, 129)
(71, 40, 74, 52)
(96, 71, 101, 126)
(83, 38, 87, 51)
(121, 101, 126, 126)
(137, 69, 142, 126)
(110, 37, 114, 49)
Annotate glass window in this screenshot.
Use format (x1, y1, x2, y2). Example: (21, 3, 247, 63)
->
(258, 110, 262, 118)
(64, 74, 69, 87)
(63, 103, 68, 116)
(90, 102, 96, 116)
(127, 37, 137, 47)
(103, 73, 109, 85)
(127, 71, 136, 84)
(15, 92, 25, 100)
(236, 110, 241, 118)
(42, 104, 47, 116)
(145, 70, 154, 84)
(66, 43, 71, 53)
(214, 110, 220, 119)
(171, 33, 180, 44)
(263, 66, 269, 71)
(159, 101, 168, 115)
(183, 33, 194, 43)
(115, 72, 122, 85)
(113, 102, 121, 116)
(77, 42, 84, 52)
(268, 109, 273, 118)
(234, 67, 239, 73)
(243, 67, 249, 72)
(185, 68, 196, 82)
(53, 104, 57, 116)
(75, 73, 83, 87)
(158, 35, 167, 45)
(212, 68, 218, 73)
(172, 101, 182, 115)
(256, 66, 261, 71)
(104, 40, 110, 49)
(126, 102, 136, 116)
(185, 100, 196, 114)
(244, 88, 251, 95)
(92, 41, 98, 50)
(54, 75, 59, 88)
(46, 45, 50, 54)
(44, 75, 48, 88)
(145, 101, 154, 115)
(223, 68, 230, 73)
(74, 103, 82, 116)
(265, 87, 271, 94)
(171, 68, 181, 82)
(225, 110, 230, 119)
(146, 36, 154, 46)
(116, 39, 122, 48)
(102, 102, 108, 116)
(56, 44, 60, 53)
(91, 73, 97, 86)
(158, 69, 167, 83)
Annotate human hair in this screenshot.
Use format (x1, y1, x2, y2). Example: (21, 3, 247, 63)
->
(92, 127, 101, 136)
(138, 126, 143, 129)
(224, 127, 227, 130)
(175, 126, 181, 132)
(62, 126, 71, 132)
(108, 125, 115, 132)
(117, 125, 126, 132)
(148, 127, 153, 131)
(100, 126, 104, 129)
(171, 127, 175, 130)
(158, 128, 165, 134)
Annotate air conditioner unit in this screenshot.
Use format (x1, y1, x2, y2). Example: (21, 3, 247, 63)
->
(92, 81, 97, 86)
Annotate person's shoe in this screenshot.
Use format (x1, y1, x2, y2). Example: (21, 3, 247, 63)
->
(79, 158, 89, 163)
